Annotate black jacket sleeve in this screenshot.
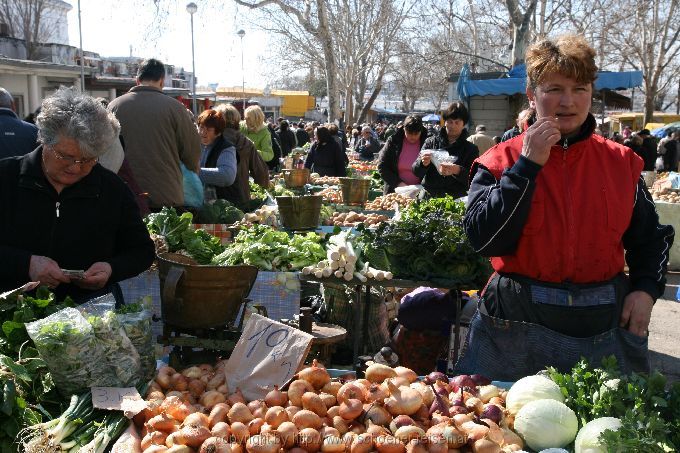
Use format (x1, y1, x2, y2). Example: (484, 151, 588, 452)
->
(377, 138, 400, 193)
(334, 141, 347, 177)
(463, 155, 542, 256)
(108, 180, 155, 284)
(622, 178, 675, 300)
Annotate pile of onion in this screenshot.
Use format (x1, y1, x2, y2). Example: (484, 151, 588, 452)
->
(138, 361, 522, 453)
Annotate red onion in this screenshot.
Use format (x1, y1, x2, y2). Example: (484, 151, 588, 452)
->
(428, 384, 450, 417)
(425, 372, 448, 385)
(471, 374, 492, 386)
(481, 404, 503, 424)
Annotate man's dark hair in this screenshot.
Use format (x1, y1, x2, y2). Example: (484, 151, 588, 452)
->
(442, 101, 469, 123)
(315, 126, 333, 144)
(137, 59, 166, 82)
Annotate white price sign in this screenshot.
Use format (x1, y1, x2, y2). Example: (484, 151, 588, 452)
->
(91, 387, 147, 418)
(224, 314, 313, 401)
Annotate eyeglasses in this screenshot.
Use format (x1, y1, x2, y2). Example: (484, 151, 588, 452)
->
(49, 146, 98, 166)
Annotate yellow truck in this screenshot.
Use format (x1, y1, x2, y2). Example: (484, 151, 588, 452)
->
(610, 112, 680, 132)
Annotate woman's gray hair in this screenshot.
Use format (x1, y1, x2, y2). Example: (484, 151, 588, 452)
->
(36, 87, 120, 158)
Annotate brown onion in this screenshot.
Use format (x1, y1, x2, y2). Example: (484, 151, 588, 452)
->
(297, 427, 322, 452)
(473, 438, 502, 453)
(230, 421, 249, 443)
(409, 382, 434, 408)
(178, 424, 211, 448)
(350, 432, 373, 453)
(326, 405, 340, 418)
(394, 425, 425, 443)
(207, 373, 226, 391)
(318, 392, 336, 408)
(227, 388, 246, 406)
(228, 403, 254, 424)
(188, 379, 207, 398)
(365, 364, 397, 384)
(389, 415, 415, 434)
(384, 381, 423, 416)
(245, 433, 281, 453)
(292, 409, 323, 430)
(248, 417, 265, 435)
(211, 421, 231, 439)
(264, 406, 288, 428)
(182, 366, 202, 379)
(297, 359, 331, 390)
(199, 436, 232, 453)
(366, 384, 389, 403)
(285, 405, 301, 419)
(170, 373, 189, 392)
(201, 391, 227, 410)
(321, 435, 345, 452)
(405, 439, 428, 453)
(373, 434, 405, 453)
(332, 415, 349, 435)
(208, 403, 230, 428)
(141, 431, 168, 451)
(264, 385, 288, 407)
(183, 412, 210, 428)
(288, 380, 315, 407)
(275, 421, 298, 448)
(321, 381, 342, 397)
(336, 382, 366, 404)
(338, 399, 363, 421)
(364, 403, 392, 426)
(301, 392, 327, 417)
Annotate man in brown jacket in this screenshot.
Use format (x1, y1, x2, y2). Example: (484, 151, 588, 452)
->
(109, 59, 200, 209)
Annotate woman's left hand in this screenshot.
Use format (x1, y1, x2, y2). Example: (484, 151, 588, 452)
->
(619, 290, 654, 336)
(75, 262, 112, 290)
(440, 163, 462, 176)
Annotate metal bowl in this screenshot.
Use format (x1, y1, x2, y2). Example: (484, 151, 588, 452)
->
(282, 168, 311, 188)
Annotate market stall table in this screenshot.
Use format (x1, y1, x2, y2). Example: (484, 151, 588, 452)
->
(299, 275, 465, 369)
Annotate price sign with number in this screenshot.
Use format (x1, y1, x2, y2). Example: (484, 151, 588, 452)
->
(224, 313, 314, 401)
(91, 387, 147, 418)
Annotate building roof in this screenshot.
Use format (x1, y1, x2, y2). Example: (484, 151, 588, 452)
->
(0, 55, 90, 75)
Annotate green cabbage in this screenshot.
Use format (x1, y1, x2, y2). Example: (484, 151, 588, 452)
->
(514, 399, 578, 451)
(506, 374, 565, 415)
(574, 417, 622, 453)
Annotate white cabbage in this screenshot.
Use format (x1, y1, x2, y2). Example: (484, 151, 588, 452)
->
(514, 399, 578, 451)
(574, 417, 622, 453)
(506, 375, 565, 414)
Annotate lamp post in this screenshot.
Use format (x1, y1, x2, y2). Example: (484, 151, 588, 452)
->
(77, 0, 85, 91)
(237, 29, 246, 113)
(186, 2, 198, 115)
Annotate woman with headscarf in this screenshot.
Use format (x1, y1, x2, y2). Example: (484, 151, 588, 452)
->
(304, 126, 346, 177)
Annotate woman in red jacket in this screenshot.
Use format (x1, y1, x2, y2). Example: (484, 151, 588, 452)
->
(458, 35, 674, 380)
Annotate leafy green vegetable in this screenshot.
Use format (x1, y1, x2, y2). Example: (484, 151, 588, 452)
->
(145, 207, 193, 251)
(356, 196, 491, 287)
(212, 224, 326, 271)
(548, 357, 679, 451)
(198, 199, 245, 224)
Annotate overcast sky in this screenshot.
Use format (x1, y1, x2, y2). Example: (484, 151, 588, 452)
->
(66, 0, 269, 88)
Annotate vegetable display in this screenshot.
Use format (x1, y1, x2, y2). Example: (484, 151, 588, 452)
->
(548, 358, 680, 452)
(212, 225, 326, 271)
(323, 211, 389, 228)
(136, 361, 526, 453)
(197, 200, 245, 225)
(21, 389, 132, 453)
(357, 196, 492, 287)
(364, 194, 413, 211)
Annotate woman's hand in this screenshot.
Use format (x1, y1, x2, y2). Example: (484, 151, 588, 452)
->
(29, 255, 70, 288)
(420, 152, 432, 166)
(75, 262, 112, 290)
(620, 291, 654, 337)
(521, 117, 561, 166)
(440, 163, 462, 176)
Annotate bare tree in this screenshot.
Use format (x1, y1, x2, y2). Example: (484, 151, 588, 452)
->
(233, 0, 342, 121)
(606, 0, 680, 123)
(0, 0, 59, 60)
(505, 0, 537, 66)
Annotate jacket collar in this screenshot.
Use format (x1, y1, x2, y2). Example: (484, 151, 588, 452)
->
(559, 113, 597, 148)
(129, 85, 163, 94)
(0, 107, 19, 119)
(19, 146, 103, 198)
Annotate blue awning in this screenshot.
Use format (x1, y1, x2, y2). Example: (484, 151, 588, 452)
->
(459, 64, 643, 97)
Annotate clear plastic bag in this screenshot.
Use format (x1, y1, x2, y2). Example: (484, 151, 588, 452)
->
(87, 310, 142, 386)
(117, 297, 156, 382)
(26, 307, 112, 395)
(428, 149, 457, 175)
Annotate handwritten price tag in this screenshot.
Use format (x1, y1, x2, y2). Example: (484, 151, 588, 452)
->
(224, 314, 313, 401)
(91, 387, 147, 418)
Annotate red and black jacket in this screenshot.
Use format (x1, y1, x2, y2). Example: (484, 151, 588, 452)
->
(464, 114, 674, 300)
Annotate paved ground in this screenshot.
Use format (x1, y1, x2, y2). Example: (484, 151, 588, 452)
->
(649, 272, 680, 382)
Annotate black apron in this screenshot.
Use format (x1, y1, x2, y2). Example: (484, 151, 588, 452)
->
(454, 273, 649, 381)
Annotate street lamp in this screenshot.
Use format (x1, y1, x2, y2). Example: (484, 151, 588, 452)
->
(186, 2, 198, 115)
(237, 29, 246, 113)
